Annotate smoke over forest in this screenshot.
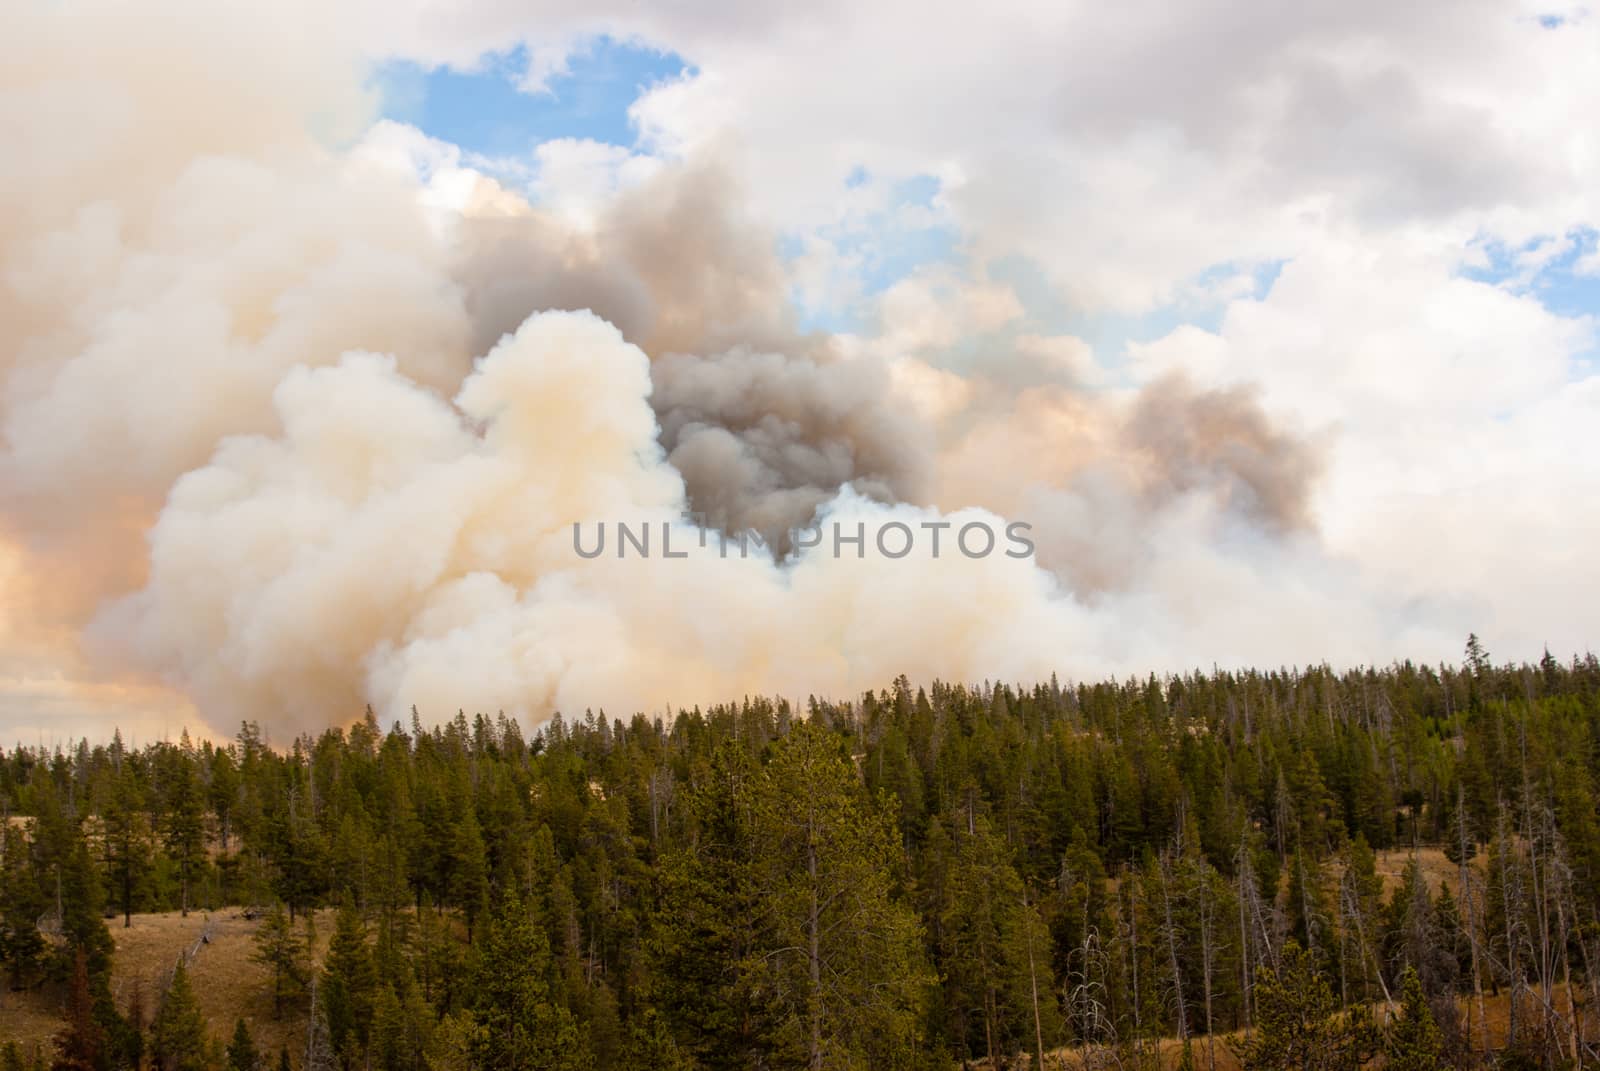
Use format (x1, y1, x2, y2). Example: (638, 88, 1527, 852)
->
(2, 5, 1598, 1071)
(0, 1, 1391, 742)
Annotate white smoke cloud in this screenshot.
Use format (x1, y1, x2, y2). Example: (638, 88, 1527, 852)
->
(71, 301, 1433, 736)
(90, 312, 1096, 731)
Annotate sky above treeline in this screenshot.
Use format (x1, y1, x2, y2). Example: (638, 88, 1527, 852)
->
(1, 0, 1596, 745)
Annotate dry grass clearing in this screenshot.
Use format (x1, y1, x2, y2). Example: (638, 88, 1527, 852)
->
(0, 909, 333, 1060)
(1372, 845, 1466, 898)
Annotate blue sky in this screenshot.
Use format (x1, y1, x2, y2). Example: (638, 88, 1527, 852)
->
(376, 39, 689, 158)
(375, 40, 963, 334)
(840, 173, 961, 295)
(1463, 228, 1600, 365)
(1464, 228, 1600, 319)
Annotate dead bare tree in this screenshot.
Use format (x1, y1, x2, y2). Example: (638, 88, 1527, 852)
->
(1194, 861, 1219, 1071)
(1156, 854, 1189, 1047)
(304, 972, 336, 1071)
(647, 764, 674, 845)
(1066, 926, 1121, 1071)
(1337, 865, 1394, 1014)
(1493, 801, 1529, 1053)
(1537, 804, 1580, 1065)
(1022, 884, 1047, 1071)
(1117, 872, 1146, 1070)
(1455, 784, 1491, 1058)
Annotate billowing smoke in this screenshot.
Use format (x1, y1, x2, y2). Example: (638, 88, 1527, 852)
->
(89, 312, 1085, 726)
(1124, 372, 1320, 533)
(926, 359, 1323, 600)
(652, 348, 933, 540)
(0, 0, 1376, 740)
(447, 159, 929, 539)
(453, 159, 810, 360)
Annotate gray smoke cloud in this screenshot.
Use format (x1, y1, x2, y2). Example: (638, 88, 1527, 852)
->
(653, 347, 933, 540)
(453, 160, 812, 360)
(930, 363, 1323, 600)
(449, 159, 1319, 553)
(1124, 372, 1320, 533)
(449, 158, 933, 541)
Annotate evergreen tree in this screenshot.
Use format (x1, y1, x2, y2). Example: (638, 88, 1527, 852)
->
(0, 826, 47, 991)
(1285, 850, 1332, 967)
(99, 763, 151, 928)
(320, 904, 376, 1069)
(50, 951, 102, 1071)
(226, 1020, 259, 1071)
(467, 895, 589, 1071)
(250, 904, 308, 1019)
(749, 722, 932, 1071)
(57, 830, 114, 980)
(652, 741, 773, 1071)
(445, 811, 487, 939)
(366, 985, 406, 1071)
(936, 811, 1059, 1063)
(618, 1006, 689, 1071)
(162, 747, 207, 917)
(150, 961, 209, 1071)
(209, 749, 240, 854)
(1382, 855, 1453, 995)
(1241, 942, 1376, 1071)
(1336, 835, 1385, 1005)
(1383, 966, 1445, 1071)
(1464, 634, 1491, 678)
(1429, 884, 1469, 994)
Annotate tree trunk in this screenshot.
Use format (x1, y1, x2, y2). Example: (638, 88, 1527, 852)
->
(1197, 873, 1216, 1071)
(1023, 887, 1046, 1071)
(1158, 857, 1188, 1042)
(806, 810, 823, 1070)
(1127, 877, 1143, 1067)
(1237, 841, 1252, 1030)
(1458, 787, 1489, 1057)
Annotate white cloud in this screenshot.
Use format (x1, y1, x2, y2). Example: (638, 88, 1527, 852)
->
(528, 138, 663, 227)
(1128, 239, 1599, 658)
(351, 0, 1599, 311)
(1129, 239, 1593, 428)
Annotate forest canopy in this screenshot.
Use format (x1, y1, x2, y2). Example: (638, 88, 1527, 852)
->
(3, 641, 1600, 1070)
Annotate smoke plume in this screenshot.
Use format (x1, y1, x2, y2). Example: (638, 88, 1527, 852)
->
(448, 158, 930, 539)
(0, 0, 1374, 740)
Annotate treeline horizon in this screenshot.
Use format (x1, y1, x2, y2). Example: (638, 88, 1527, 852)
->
(4, 638, 1600, 1070)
